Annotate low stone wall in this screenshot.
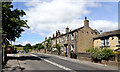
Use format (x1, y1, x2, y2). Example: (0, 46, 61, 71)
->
(77, 52, 90, 58)
(51, 51, 58, 55)
(101, 60, 118, 66)
(77, 52, 118, 66)
(46, 50, 52, 54)
(77, 52, 91, 61)
(39, 49, 45, 53)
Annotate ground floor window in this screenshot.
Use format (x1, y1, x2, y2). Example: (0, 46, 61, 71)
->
(101, 39, 105, 46)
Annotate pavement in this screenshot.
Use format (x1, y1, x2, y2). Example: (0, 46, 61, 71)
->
(2, 54, 22, 72)
(2, 53, 119, 72)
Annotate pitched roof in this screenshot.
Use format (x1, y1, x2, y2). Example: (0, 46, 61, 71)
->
(51, 26, 84, 40)
(94, 29, 120, 39)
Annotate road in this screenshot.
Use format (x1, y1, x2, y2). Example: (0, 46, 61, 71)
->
(4, 53, 119, 72)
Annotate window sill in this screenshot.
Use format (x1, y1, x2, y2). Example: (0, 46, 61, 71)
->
(100, 46, 110, 48)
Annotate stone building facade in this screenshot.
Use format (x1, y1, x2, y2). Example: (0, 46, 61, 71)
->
(94, 29, 120, 50)
(93, 29, 120, 62)
(41, 17, 100, 57)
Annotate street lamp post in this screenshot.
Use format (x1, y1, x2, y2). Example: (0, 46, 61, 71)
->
(2, 33, 7, 68)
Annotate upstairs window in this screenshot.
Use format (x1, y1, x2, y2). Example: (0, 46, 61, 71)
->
(53, 40, 56, 44)
(71, 34, 74, 40)
(61, 37, 64, 42)
(118, 37, 120, 45)
(101, 39, 105, 46)
(106, 39, 109, 46)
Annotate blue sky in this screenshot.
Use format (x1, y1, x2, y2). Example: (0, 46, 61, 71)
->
(12, 1, 118, 45)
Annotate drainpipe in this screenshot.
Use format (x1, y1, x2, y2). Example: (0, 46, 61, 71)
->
(75, 32, 77, 59)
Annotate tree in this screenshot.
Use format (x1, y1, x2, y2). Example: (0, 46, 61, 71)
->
(2, 2, 29, 41)
(15, 44, 23, 47)
(37, 43, 44, 50)
(32, 43, 44, 50)
(46, 38, 52, 50)
(23, 43, 32, 53)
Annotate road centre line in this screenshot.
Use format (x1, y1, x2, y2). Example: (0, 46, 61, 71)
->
(30, 54, 72, 70)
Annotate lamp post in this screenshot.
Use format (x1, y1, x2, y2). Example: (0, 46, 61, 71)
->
(2, 33, 7, 68)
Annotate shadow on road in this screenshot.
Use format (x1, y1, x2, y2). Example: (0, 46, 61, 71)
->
(6, 53, 50, 61)
(7, 56, 42, 61)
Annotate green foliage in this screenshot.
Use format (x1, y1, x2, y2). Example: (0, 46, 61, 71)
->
(15, 44, 23, 47)
(90, 48, 103, 62)
(23, 43, 32, 53)
(56, 44, 60, 51)
(2, 2, 29, 41)
(37, 43, 44, 50)
(86, 47, 94, 53)
(25, 43, 32, 48)
(46, 38, 52, 50)
(32, 43, 44, 50)
(23, 47, 28, 53)
(102, 48, 114, 61)
(56, 44, 61, 55)
(86, 47, 114, 62)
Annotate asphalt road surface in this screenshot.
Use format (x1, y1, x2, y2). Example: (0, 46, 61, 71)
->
(6, 53, 119, 72)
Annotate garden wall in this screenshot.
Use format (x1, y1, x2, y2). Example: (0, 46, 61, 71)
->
(77, 52, 91, 61)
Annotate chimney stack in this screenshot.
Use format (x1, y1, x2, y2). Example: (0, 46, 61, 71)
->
(84, 17, 89, 27)
(66, 26, 69, 33)
(45, 37, 47, 40)
(53, 33, 54, 38)
(56, 31, 58, 37)
(58, 30, 60, 35)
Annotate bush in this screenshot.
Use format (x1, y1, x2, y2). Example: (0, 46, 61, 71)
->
(102, 48, 114, 61)
(86, 47, 113, 63)
(56, 44, 61, 55)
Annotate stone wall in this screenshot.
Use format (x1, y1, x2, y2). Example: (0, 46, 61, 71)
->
(39, 49, 45, 53)
(94, 36, 119, 50)
(77, 52, 91, 61)
(77, 52, 118, 66)
(51, 51, 58, 55)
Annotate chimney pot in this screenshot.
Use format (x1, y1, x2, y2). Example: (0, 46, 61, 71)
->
(66, 26, 69, 33)
(84, 17, 89, 27)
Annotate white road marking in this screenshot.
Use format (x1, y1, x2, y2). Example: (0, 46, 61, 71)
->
(30, 54, 72, 70)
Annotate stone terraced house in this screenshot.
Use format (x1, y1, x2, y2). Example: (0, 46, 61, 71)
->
(41, 17, 100, 57)
(94, 29, 120, 51)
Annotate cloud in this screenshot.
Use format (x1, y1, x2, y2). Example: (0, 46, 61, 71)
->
(23, 0, 101, 37)
(39, 33, 46, 37)
(15, 41, 30, 45)
(90, 20, 118, 32)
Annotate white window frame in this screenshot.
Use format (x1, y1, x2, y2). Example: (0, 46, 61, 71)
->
(105, 39, 109, 46)
(101, 39, 105, 46)
(66, 36, 67, 41)
(71, 34, 74, 40)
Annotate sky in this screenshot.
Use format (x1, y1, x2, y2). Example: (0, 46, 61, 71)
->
(11, 0, 118, 46)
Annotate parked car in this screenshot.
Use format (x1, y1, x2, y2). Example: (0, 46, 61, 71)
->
(52, 47, 57, 52)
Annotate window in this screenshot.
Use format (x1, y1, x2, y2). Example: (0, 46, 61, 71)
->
(71, 34, 74, 40)
(101, 39, 109, 46)
(66, 36, 68, 41)
(106, 39, 109, 46)
(101, 39, 105, 46)
(53, 40, 56, 44)
(71, 45, 74, 51)
(61, 37, 64, 42)
(118, 37, 120, 45)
